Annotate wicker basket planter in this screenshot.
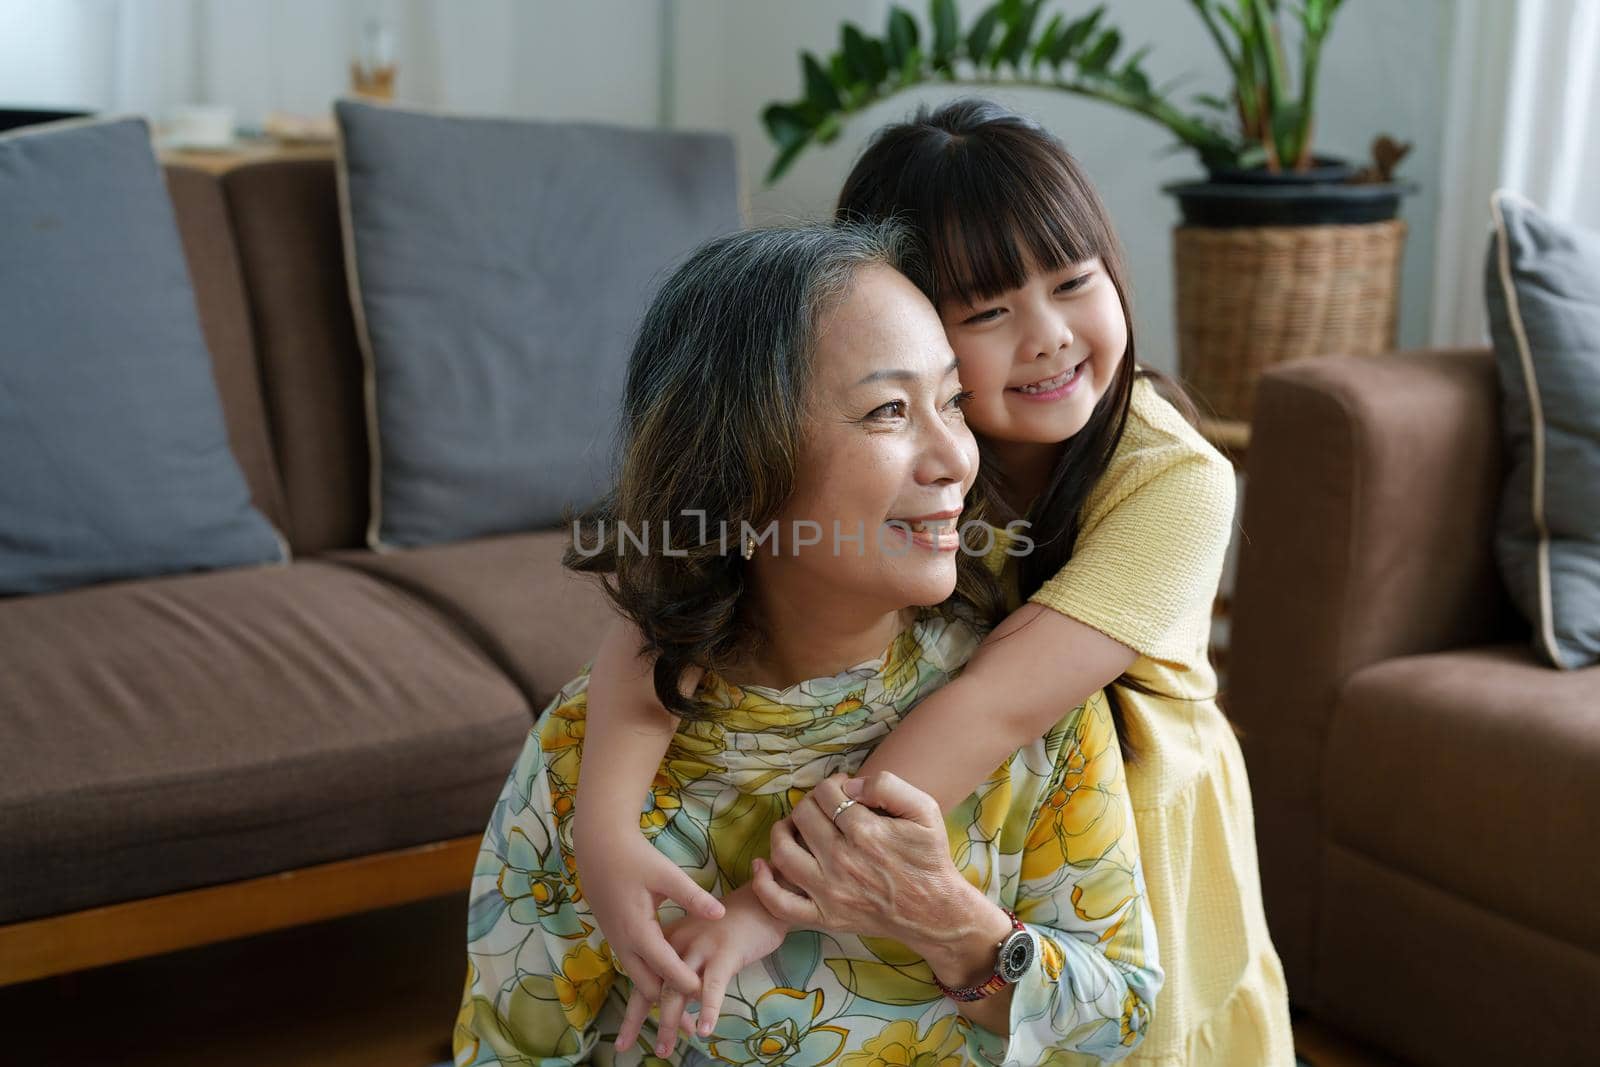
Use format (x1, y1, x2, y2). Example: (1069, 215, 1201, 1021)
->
(1172, 219, 1408, 422)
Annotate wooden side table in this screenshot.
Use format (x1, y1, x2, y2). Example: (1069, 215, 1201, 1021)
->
(159, 140, 334, 174)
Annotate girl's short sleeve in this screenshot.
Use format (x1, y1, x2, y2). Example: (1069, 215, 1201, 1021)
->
(1029, 439, 1235, 672)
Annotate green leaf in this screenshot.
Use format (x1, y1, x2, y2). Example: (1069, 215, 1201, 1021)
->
(830, 52, 852, 93)
(1080, 27, 1121, 72)
(761, 102, 812, 149)
(1193, 91, 1233, 111)
(1117, 45, 1152, 96)
(1055, 6, 1105, 60)
(887, 6, 919, 70)
(1234, 143, 1269, 169)
(1032, 13, 1064, 67)
(765, 137, 810, 183)
(931, 0, 959, 66)
(1117, 68, 1151, 97)
(1247, 0, 1289, 113)
(1270, 99, 1302, 160)
(801, 51, 841, 113)
(1302, 0, 1328, 36)
(842, 23, 887, 84)
(997, 0, 1042, 69)
(898, 44, 925, 87)
(1218, 5, 1247, 44)
(966, 4, 1001, 64)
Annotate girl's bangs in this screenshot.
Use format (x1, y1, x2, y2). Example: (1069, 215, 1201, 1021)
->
(928, 149, 1104, 309)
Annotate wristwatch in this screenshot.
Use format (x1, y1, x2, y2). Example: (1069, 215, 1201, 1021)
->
(934, 908, 1036, 1002)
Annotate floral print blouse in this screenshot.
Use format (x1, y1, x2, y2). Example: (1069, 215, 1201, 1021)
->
(453, 605, 1161, 1066)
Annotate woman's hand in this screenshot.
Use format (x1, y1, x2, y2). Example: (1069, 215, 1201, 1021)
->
(614, 883, 790, 1056)
(751, 772, 977, 953)
(571, 819, 724, 1000)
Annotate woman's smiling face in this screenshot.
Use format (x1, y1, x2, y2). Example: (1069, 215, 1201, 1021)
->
(754, 263, 978, 612)
(938, 253, 1128, 447)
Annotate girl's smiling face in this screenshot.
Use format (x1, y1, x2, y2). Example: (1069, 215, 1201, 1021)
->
(938, 254, 1128, 447)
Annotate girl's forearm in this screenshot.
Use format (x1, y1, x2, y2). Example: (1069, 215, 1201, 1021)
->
(573, 618, 680, 838)
(859, 603, 1137, 812)
(857, 671, 1019, 811)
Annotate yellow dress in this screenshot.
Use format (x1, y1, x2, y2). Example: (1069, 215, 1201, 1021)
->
(990, 378, 1295, 1067)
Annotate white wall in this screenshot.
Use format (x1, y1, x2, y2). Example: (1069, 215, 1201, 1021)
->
(0, 0, 666, 127)
(194, 0, 665, 128)
(0, 0, 120, 109)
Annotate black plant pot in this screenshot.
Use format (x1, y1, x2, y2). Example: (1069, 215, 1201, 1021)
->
(1165, 157, 1415, 227)
(1205, 155, 1357, 185)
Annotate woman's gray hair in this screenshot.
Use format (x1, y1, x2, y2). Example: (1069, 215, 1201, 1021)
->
(563, 220, 994, 721)
(620, 219, 925, 430)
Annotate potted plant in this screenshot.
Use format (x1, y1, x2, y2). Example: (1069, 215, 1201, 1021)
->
(760, 0, 1414, 422)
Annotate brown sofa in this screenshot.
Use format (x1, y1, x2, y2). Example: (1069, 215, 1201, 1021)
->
(1229, 349, 1600, 1065)
(0, 161, 616, 984)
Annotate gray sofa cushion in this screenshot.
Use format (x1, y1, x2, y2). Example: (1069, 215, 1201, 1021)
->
(335, 100, 740, 549)
(1486, 191, 1600, 669)
(0, 117, 287, 595)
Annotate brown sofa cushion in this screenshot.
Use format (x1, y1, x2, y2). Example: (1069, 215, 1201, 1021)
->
(1317, 843, 1600, 1067)
(0, 562, 530, 924)
(1325, 644, 1600, 953)
(222, 160, 369, 555)
(326, 531, 615, 707)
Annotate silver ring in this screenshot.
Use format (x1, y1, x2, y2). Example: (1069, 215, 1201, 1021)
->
(830, 798, 857, 822)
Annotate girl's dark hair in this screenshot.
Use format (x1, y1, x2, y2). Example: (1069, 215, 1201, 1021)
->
(837, 98, 1203, 761)
(563, 221, 1005, 720)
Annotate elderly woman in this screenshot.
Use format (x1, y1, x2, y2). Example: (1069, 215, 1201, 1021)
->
(453, 223, 1160, 1066)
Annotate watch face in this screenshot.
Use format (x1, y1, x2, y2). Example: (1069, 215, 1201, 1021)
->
(998, 928, 1036, 983)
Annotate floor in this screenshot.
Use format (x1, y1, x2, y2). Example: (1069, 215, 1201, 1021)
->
(3, 893, 1405, 1066)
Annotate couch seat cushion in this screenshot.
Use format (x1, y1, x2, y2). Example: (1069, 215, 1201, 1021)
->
(0, 562, 530, 924)
(325, 531, 614, 707)
(1325, 644, 1600, 952)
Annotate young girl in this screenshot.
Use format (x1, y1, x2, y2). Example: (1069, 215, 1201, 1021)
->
(574, 98, 1294, 1065)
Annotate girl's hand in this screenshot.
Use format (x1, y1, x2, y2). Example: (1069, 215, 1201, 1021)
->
(614, 883, 790, 1056)
(572, 820, 724, 999)
(752, 772, 972, 952)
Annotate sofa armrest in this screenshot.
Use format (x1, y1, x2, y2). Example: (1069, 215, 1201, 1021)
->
(1227, 347, 1520, 1003)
